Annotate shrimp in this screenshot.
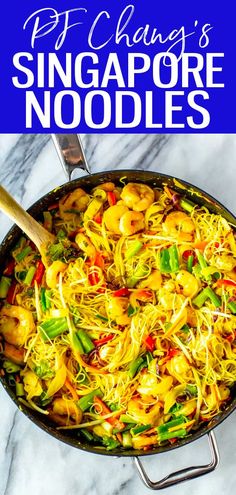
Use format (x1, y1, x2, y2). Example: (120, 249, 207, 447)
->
(103, 204, 128, 235)
(176, 270, 200, 298)
(0, 305, 35, 346)
(163, 211, 195, 241)
(22, 370, 43, 400)
(106, 296, 130, 325)
(119, 211, 145, 236)
(75, 233, 96, 257)
(98, 182, 115, 192)
(120, 183, 155, 211)
(59, 188, 89, 220)
(51, 397, 82, 425)
(46, 260, 67, 289)
(3, 342, 25, 365)
(138, 270, 162, 290)
(127, 398, 161, 425)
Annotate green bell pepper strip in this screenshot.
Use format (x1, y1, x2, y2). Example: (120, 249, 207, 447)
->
(179, 198, 195, 213)
(160, 249, 171, 273)
(131, 424, 152, 436)
(40, 317, 69, 340)
(128, 356, 144, 378)
(0, 276, 11, 298)
(76, 329, 95, 354)
(227, 301, 236, 314)
(169, 245, 179, 272)
(78, 388, 103, 412)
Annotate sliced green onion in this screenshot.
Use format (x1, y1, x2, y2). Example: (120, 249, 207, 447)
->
(159, 428, 187, 442)
(76, 329, 95, 354)
(125, 240, 143, 260)
(128, 356, 144, 379)
(131, 424, 152, 436)
(227, 301, 236, 314)
(24, 266, 36, 286)
(0, 276, 11, 298)
(122, 431, 133, 448)
(181, 324, 190, 334)
(3, 360, 21, 373)
(157, 416, 187, 433)
(193, 287, 221, 308)
(71, 331, 84, 354)
(179, 197, 195, 213)
(120, 414, 137, 424)
(16, 382, 25, 397)
(80, 428, 95, 442)
(78, 388, 103, 412)
(196, 250, 211, 282)
(40, 317, 68, 340)
(187, 255, 194, 273)
(16, 245, 32, 262)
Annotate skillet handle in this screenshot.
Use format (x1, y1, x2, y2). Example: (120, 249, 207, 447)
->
(51, 134, 91, 180)
(133, 431, 219, 490)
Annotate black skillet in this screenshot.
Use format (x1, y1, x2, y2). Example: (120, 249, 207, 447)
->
(1, 134, 236, 490)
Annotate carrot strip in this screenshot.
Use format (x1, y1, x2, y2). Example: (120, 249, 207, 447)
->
(65, 378, 79, 400)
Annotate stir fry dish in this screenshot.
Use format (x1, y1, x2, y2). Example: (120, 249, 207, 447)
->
(1, 181, 236, 451)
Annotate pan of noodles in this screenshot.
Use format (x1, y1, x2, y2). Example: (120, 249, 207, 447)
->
(0, 134, 236, 490)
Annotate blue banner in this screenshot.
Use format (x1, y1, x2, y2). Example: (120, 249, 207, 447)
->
(0, 0, 234, 132)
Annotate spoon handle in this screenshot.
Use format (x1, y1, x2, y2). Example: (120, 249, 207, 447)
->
(0, 185, 54, 252)
(52, 134, 91, 180)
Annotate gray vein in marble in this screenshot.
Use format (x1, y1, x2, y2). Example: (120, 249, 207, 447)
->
(0, 135, 50, 202)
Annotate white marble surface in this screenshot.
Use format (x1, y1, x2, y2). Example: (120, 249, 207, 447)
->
(0, 134, 236, 495)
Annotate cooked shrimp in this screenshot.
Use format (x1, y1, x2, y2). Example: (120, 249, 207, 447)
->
(138, 270, 162, 290)
(51, 397, 82, 425)
(106, 296, 129, 324)
(176, 270, 200, 298)
(75, 233, 96, 257)
(158, 289, 185, 311)
(119, 211, 145, 236)
(98, 182, 115, 192)
(163, 211, 195, 241)
(127, 398, 161, 425)
(46, 260, 67, 289)
(59, 188, 89, 220)
(22, 370, 43, 400)
(103, 204, 128, 235)
(0, 305, 35, 346)
(120, 183, 154, 211)
(3, 342, 25, 365)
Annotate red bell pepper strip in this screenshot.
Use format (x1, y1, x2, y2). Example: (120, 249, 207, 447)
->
(92, 252, 104, 270)
(144, 335, 156, 352)
(48, 203, 59, 211)
(3, 259, 15, 276)
(89, 271, 100, 286)
(93, 396, 124, 430)
(217, 279, 236, 288)
(167, 348, 179, 359)
(113, 287, 130, 297)
(107, 191, 117, 206)
(93, 212, 102, 224)
(135, 289, 153, 300)
(32, 261, 45, 286)
(6, 280, 17, 304)
(93, 335, 114, 346)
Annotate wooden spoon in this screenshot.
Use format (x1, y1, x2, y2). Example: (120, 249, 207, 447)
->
(0, 185, 55, 259)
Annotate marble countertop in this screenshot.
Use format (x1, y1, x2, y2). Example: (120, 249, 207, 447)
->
(0, 133, 236, 495)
